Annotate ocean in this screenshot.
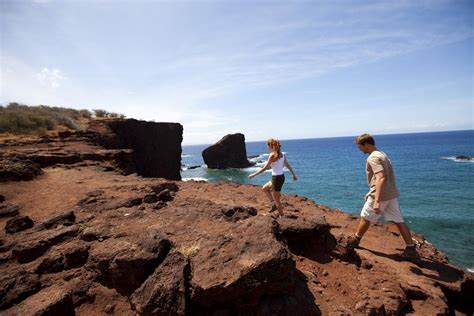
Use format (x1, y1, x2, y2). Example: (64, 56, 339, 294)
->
(181, 130, 474, 271)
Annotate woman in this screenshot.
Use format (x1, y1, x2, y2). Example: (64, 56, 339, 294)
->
(248, 138, 297, 218)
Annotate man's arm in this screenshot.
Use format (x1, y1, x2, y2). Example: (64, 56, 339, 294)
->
(373, 171, 385, 213)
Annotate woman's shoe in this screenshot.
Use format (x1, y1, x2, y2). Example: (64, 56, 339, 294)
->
(270, 202, 277, 212)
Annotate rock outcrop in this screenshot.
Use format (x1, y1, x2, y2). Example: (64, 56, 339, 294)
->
(0, 127, 473, 315)
(89, 119, 183, 180)
(202, 133, 254, 169)
(0, 118, 183, 181)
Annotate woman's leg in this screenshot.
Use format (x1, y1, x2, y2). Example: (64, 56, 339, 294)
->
(272, 191, 283, 217)
(262, 181, 274, 203)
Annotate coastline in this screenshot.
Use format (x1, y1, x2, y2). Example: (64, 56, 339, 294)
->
(182, 130, 474, 271)
(1, 125, 472, 314)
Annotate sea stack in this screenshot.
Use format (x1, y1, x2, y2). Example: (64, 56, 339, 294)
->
(202, 133, 255, 169)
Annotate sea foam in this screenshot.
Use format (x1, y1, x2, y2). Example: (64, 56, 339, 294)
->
(441, 156, 474, 163)
(182, 177, 208, 182)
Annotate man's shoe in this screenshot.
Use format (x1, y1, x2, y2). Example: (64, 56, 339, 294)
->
(346, 235, 361, 249)
(400, 246, 420, 261)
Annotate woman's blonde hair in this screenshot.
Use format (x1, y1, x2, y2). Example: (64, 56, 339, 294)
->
(267, 138, 283, 159)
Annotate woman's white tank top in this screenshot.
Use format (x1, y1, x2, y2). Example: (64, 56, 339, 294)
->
(271, 154, 285, 176)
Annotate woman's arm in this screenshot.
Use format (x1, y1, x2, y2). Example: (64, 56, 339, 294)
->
(284, 158, 297, 181)
(248, 154, 274, 179)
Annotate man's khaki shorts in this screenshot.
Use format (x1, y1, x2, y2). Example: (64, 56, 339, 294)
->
(361, 197, 404, 223)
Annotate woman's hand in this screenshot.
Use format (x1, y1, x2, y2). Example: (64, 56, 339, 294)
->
(292, 174, 297, 181)
(248, 173, 256, 179)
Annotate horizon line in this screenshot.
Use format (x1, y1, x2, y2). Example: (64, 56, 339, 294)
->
(182, 128, 474, 147)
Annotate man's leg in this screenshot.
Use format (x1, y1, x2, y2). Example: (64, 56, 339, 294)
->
(355, 217, 371, 238)
(394, 222, 415, 245)
(383, 199, 419, 258)
(347, 198, 379, 248)
(395, 222, 419, 260)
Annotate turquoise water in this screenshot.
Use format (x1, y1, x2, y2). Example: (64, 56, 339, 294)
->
(181, 130, 474, 270)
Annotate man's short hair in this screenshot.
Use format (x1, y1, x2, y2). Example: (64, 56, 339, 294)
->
(355, 133, 375, 146)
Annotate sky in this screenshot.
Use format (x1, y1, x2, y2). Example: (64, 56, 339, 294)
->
(1, 0, 473, 145)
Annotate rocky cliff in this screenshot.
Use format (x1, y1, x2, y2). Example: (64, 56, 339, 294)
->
(0, 123, 472, 315)
(88, 119, 183, 180)
(0, 119, 182, 182)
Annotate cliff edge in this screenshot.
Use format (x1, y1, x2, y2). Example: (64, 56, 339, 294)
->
(0, 122, 472, 315)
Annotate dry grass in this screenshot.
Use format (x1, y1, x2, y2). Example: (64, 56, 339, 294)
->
(0, 103, 124, 136)
(176, 244, 200, 257)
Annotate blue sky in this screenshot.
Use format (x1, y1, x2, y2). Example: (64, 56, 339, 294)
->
(1, 0, 472, 145)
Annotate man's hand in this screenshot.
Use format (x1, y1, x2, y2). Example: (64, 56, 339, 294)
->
(373, 200, 382, 214)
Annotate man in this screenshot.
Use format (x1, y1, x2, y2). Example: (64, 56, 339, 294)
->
(347, 133, 419, 260)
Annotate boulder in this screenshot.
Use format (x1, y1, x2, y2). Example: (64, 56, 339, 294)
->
(0, 158, 42, 182)
(0, 204, 20, 218)
(4, 284, 74, 316)
(121, 197, 143, 208)
(278, 213, 334, 253)
(150, 182, 179, 193)
(143, 194, 158, 204)
(35, 241, 90, 274)
(156, 189, 173, 202)
(188, 215, 294, 308)
(11, 225, 79, 263)
(221, 206, 257, 222)
(130, 252, 189, 315)
(456, 155, 472, 160)
(202, 133, 254, 169)
(5, 215, 34, 234)
(85, 235, 170, 296)
(0, 269, 41, 309)
(29, 153, 82, 166)
(80, 222, 112, 242)
(36, 211, 76, 230)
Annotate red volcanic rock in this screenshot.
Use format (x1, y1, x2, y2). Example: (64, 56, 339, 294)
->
(0, 204, 20, 218)
(0, 125, 472, 315)
(11, 225, 79, 263)
(5, 284, 74, 316)
(130, 252, 189, 315)
(35, 240, 90, 274)
(5, 215, 34, 234)
(0, 268, 41, 309)
(35, 210, 76, 230)
(85, 236, 170, 296)
(0, 158, 42, 182)
(89, 119, 183, 180)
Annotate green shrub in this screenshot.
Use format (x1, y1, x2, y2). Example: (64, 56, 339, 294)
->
(79, 109, 92, 119)
(0, 103, 87, 134)
(93, 109, 108, 118)
(0, 103, 125, 134)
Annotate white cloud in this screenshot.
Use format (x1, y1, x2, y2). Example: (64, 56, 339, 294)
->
(37, 68, 65, 89)
(1, 1, 472, 144)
